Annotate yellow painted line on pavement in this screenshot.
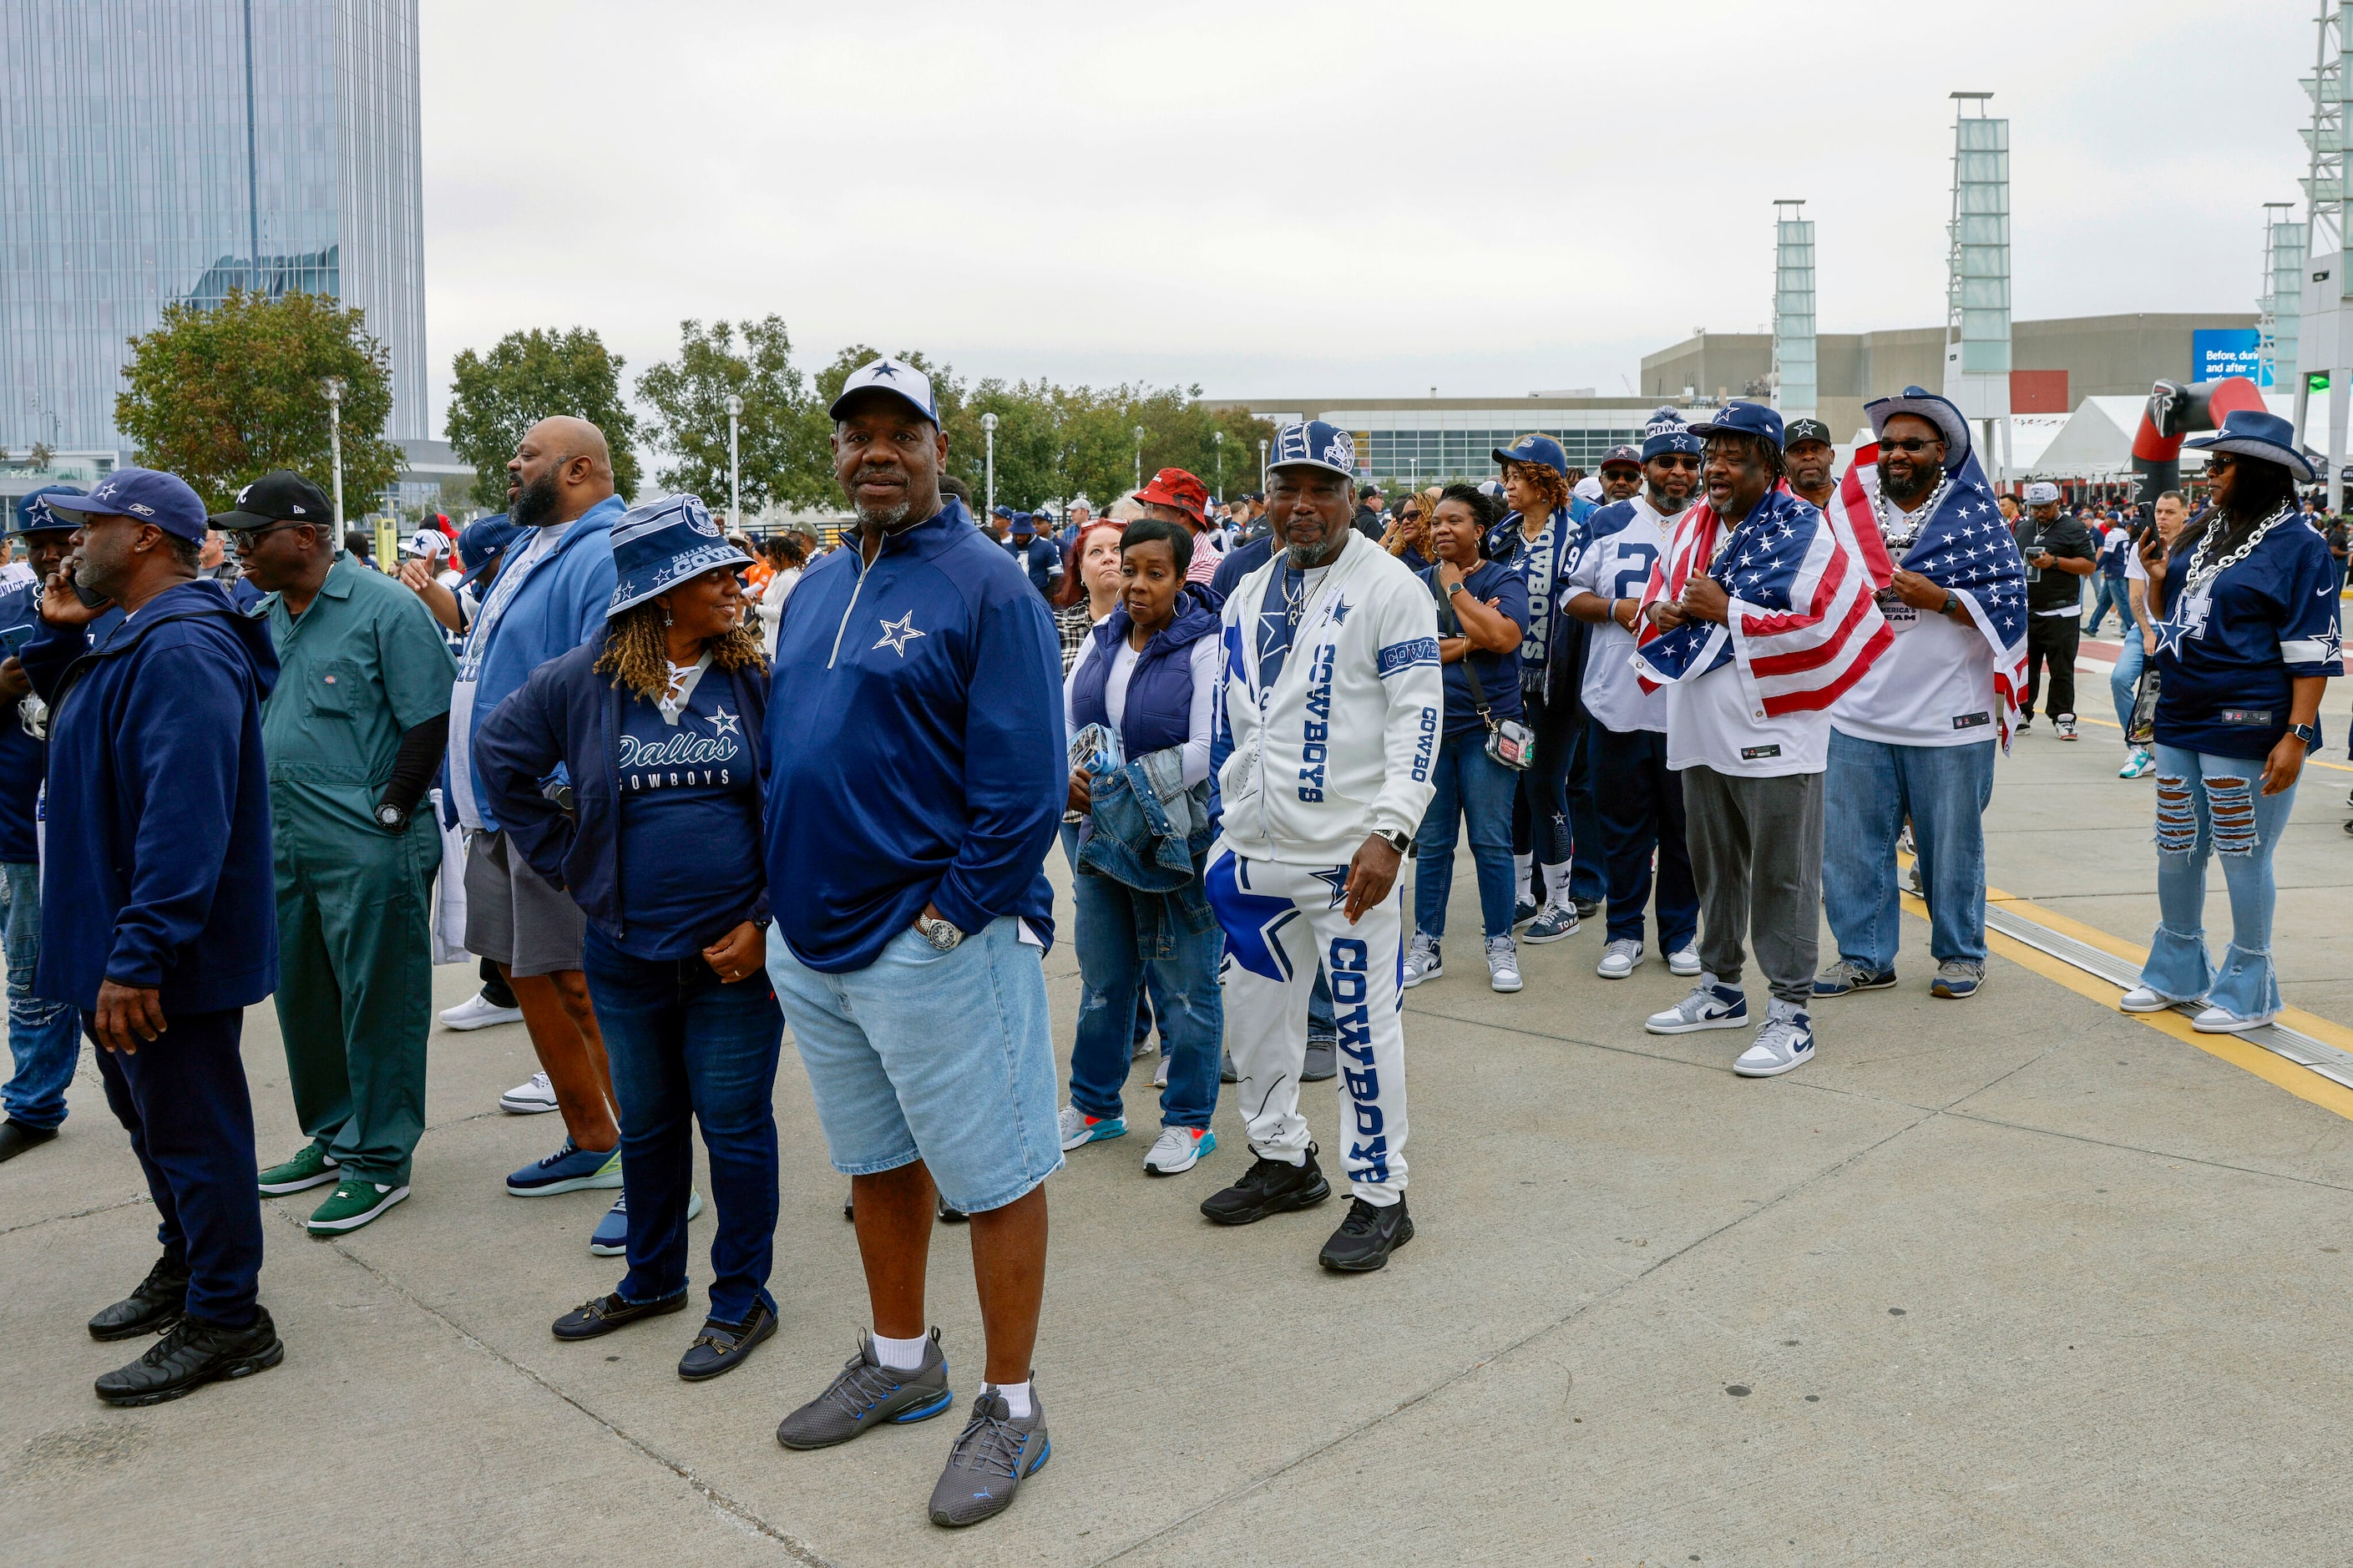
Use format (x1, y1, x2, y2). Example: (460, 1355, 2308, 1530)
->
(2067, 661, 2353, 773)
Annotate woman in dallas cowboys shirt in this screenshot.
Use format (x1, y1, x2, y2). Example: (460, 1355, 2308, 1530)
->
(478, 494, 784, 1378)
(2122, 411, 2340, 1034)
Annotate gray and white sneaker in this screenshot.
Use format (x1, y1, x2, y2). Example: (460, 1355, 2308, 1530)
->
(777, 1328, 955, 1449)
(1596, 938, 1644, 979)
(1733, 999, 1816, 1078)
(1667, 946, 1703, 977)
(928, 1385, 1050, 1528)
(1485, 935, 1522, 993)
(1402, 933, 1442, 989)
(1645, 977, 1749, 1034)
(498, 1070, 558, 1115)
(1521, 899, 1579, 943)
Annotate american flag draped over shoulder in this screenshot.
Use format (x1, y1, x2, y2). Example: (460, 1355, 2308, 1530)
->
(1830, 443, 2030, 751)
(1632, 486, 1891, 717)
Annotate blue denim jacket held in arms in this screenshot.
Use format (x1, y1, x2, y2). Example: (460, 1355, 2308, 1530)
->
(763, 498, 1063, 974)
(23, 579, 281, 1014)
(474, 639, 773, 945)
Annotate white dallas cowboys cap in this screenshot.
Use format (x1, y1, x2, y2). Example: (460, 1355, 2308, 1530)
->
(1267, 419, 1358, 478)
(827, 357, 939, 427)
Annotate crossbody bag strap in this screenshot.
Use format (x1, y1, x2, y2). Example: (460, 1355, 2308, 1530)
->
(1428, 570, 1499, 731)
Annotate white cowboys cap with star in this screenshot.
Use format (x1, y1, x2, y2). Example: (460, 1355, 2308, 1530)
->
(827, 357, 939, 427)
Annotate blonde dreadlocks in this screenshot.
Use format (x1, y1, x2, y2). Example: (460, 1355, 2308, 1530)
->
(594, 596, 768, 704)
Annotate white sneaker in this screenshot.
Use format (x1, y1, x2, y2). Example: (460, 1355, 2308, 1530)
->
(1151, 1055, 1171, 1088)
(1142, 1125, 1215, 1176)
(1646, 978, 1749, 1034)
(1733, 1000, 1816, 1077)
(2192, 1005, 2276, 1034)
(1667, 946, 1703, 977)
(1485, 935, 1522, 994)
(1402, 933, 1442, 989)
(2118, 986, 2182, 1014)
(498, 1070, 558, 1115)
(442, 991, 524, 1031)
(1596, 938, 1644, 979)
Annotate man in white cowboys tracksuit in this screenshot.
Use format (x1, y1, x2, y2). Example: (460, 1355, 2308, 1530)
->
(1200, 420, 1442, 1272)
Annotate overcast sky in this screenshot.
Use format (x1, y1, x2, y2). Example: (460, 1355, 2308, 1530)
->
(418, 0, 2317, 436)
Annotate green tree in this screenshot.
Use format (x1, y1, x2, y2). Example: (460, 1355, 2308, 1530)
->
(113, 289, 402, 513)
(444, 326, 641, 508)
(636, 316, 831, 518)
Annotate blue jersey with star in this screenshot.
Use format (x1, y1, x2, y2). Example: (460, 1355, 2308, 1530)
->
(2153, 519, 2342, 761)
(614, 666, 762, 959)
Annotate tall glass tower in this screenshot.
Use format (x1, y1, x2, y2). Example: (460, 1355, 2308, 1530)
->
(1, 0, 427, 453)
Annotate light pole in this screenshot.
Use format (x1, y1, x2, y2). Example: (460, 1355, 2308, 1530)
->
(322, 377, 347, 539)
(1213, 428, 1224, 501)
(725, 393, 743, 534)
(1132, 425, 1146, 493)
(1257, 436, 1268, 492)
(981, 411, 999, 515)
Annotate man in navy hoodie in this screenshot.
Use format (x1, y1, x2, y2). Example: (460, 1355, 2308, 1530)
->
(28, 468, 286, 1405)
(765, 357, 1064, 1530)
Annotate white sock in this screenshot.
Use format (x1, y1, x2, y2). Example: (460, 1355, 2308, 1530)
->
(871, 1330, 928, 1372)
(1541, 862, 1572, 905)
(994, 1378, 1034, 1418)
(1513, 852, 1532, 898)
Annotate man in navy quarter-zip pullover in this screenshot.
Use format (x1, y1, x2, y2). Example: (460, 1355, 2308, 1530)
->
(764, 357, 1063, 1530)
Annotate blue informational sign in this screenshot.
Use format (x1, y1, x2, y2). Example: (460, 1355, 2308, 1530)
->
(2193, 327, 2270, 387)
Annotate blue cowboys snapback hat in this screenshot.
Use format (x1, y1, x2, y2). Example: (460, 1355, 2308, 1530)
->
(827, 357, 940, 426)
(1492, 433, 1568, 477)
(606, 493, 752, 618)
(12, 483, 87, 534)
(1688, 402, 1785, 450)
(1268, 420, 1358, 479)
(40, 467, 209, 541)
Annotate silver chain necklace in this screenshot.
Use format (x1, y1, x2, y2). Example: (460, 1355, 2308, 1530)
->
(1872, 470, 1948, 553)
(2181, 500, 2290, 598)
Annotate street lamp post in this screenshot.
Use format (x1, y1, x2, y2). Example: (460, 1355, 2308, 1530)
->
(725, 393, 743, 534)
(1257, 436, 1268, 492)
(1132, 425, 1146, 493)
(981, 412, 999, 515)
(1213, 428, 1224, 501)
(322, 377, 347, 538)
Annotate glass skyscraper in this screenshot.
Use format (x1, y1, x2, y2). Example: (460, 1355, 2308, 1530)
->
(1, 0, 426, 452)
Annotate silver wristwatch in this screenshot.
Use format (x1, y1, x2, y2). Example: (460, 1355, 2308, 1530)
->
(914, 912, 964, 953)
(1373, 828, 1412, 856)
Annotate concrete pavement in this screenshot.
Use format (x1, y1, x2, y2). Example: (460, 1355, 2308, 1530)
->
(7, 645, 2353, 1565)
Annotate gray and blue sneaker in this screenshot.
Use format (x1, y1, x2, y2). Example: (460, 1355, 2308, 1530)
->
(1811, 959, 1896, 999)
(1734, 999, 1816, 1077)
(777, 1328, 955, 1449)
(1521, 900, 1579, 944)
(1401, 933, 1442, 989)
(506, 1138, 624, 1196)
(1930, 960, 1984, 1000)
(1645, 979, 1749, 1035)
(928, 1385, 1050, 1528)
(588, 1188, 704, 1257)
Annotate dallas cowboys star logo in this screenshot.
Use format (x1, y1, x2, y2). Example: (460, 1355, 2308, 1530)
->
(873, 612, 924, 655)
(871, 362, 900, 380)
(1329, 599, 1353, 625)
(2152, 613, 2194, 658)
(1310, 866, 1351, 908)
(707, 706, 741, 739)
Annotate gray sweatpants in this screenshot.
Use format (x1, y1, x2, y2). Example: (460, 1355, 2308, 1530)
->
(1679, 766, 1824, 1006)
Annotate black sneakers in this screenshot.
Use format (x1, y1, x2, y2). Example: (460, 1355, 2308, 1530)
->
(1318, 1196, 1415, 1272)
(0, 1117, 58, 1162)
(1199, 1144, 1332, 1225)
(94, 1306, 283, 1405)
(88, 1254, 191, 1342)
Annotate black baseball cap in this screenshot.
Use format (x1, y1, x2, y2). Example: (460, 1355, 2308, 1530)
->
(209, 471, 333, 531)
(1784, 417, 1834, 448)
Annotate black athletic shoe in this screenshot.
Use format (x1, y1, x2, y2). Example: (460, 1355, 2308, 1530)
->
(94, 1307, 282, 1405)
(677, 1301, 778, 1381)
(551, 1289, 690, 1340)
(1199, 1144, 1332, 1225)
(1219, 1050, 1238, 1085)
(937, 1196, 968, 1224)
(88, 1254, 191, 1342)
(0, 1117, 58, 1162)
(1302, 1036, 1338, 1082)
(1573, 899, 1602, 921)
(1318, 1196, 1415, 1272)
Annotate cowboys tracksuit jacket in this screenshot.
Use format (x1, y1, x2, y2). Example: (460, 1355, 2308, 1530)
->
(1207, 529, 1441, 1204)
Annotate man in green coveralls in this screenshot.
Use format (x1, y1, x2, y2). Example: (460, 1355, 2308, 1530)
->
(221, 473, 457, 1235)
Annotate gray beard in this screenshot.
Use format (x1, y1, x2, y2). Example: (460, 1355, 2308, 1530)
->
(1286, 534, 1346, 571)
(854, 499, 912, 530)
(1647, 483, 1691, 516)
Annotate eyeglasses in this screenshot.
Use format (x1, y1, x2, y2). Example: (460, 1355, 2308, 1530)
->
(1650, 455, 1702, 471)
(226, 522, 311, 547)
(1879, 437, 1941, 454)
(2204, 454, 2236, 473)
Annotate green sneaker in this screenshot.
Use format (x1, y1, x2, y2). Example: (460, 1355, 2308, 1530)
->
(307, 1180, 410, 1234)
(258, 1143, 339, 1196)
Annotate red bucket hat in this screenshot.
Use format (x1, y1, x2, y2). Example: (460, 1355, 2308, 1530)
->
(1134, 467, 1208, 524)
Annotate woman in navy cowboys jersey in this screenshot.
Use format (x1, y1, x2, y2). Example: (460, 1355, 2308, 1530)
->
(2121, 412, 2340, 1034)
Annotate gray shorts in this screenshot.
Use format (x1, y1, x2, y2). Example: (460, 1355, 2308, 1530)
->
(463, 828, 586, 979)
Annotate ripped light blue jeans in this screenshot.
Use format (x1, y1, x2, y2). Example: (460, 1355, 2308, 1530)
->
(2138, 744, 2297, 1019)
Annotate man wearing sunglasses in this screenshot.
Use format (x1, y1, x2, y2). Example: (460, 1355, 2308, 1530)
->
(220, 473, 458, 1237)
(2012, 480, 2097, 739)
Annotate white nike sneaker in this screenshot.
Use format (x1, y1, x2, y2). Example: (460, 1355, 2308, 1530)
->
(1733, 1000, 1816, 1077)
(498, 1070, 558, 1115)
(1402, 933, 1442, 989)
(1667, 946, 1703, 978)
(1142, 1125, 1215, 1176)
(442, 991, 524, 1031)
(1596, 938, 1644, 979)
(2118, 986, 2183, 1014)
(2191, 1005, 2275, 1034)
(1485, 935, 1522, 994)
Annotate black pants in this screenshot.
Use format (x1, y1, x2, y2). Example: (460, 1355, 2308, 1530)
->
(2024, 614, 2081, 721)
(479, 955, 518, 1009)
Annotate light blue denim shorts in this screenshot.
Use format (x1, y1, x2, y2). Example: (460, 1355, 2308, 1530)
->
(767, 916, 1062, 1214)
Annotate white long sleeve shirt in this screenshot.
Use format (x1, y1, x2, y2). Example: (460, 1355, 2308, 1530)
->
(1216, 530, 1442, 865)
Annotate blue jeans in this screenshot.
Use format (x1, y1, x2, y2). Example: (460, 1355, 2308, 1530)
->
(1822, 730, 1996, 971)
(1511, 684, 1607, 903)
(2084, 574, 2126, 635)
(1589, 722, 1698, 949)
(2140, 746, 2296, 1019)
(1068, 869, 1222, 1129)
(1, 860, 78, 1129)
(1416, 729, 1521, 941)
(2109, 627, 2146, 741)
(583, 927, 784, 1325)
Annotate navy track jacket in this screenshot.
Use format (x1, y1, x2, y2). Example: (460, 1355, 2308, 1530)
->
(765, 498, 1062, 973)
